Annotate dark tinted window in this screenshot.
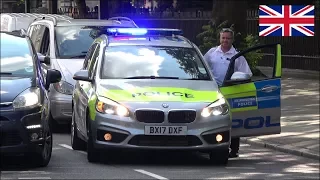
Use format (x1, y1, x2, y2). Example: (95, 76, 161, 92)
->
(101, 45, 210, 80)
(0, 33, 34, 76)
(55, 26, 124, 59)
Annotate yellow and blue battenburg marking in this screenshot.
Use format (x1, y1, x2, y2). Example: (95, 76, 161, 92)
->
(222, 78, 281, 111)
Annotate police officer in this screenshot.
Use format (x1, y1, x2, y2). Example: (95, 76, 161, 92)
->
(203, 28, 252, 158)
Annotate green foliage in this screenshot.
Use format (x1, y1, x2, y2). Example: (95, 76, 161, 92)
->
(196, 20, 236, 54)
(238, 34, 263, 73)
(196, 20, 262, 73)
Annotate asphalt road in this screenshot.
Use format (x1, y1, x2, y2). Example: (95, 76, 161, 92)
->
(1, 130, 319, 180)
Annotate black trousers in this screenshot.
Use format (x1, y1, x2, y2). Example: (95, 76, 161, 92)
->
(230, 137, 240, 153)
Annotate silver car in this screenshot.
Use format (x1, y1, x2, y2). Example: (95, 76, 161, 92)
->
(27, 17, 138, 127)
(71, 28, 283, 165)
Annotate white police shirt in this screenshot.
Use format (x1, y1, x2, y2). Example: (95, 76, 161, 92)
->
(203, 45, 252, 86)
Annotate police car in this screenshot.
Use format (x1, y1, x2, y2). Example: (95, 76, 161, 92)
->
(70, 28, 282, 165)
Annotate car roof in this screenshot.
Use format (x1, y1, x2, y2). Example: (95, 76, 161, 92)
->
(0, 13, 72, 19)
(106, 35, 194, 48)
(0, 31, 27, 41)
(55, 19, 137, 27)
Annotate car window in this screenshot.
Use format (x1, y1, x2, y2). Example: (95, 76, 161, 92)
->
(101, 45, 210, 80)
(0, 33, 34, 77)
(55, 26, 125, 59)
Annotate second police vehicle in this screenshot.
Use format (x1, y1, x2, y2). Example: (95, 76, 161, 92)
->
(71, 28, 283, 165)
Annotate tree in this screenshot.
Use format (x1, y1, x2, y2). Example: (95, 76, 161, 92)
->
(74, 0, 87, 18)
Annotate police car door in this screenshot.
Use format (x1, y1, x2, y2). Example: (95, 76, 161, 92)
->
(219, 43, 282, 138)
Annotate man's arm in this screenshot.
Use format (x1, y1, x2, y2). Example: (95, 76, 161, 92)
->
(235, 56, 253, 76)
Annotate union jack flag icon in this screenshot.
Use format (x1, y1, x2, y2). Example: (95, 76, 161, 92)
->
(259, 5, 315, 36)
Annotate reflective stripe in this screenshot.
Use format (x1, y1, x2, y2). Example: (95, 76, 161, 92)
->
(275, 44, 282, 77)
(88, 95, 97, 120)
(220, 83, 258, 112)
(98, 87, 219, 102)
(254, 78, 281, 109)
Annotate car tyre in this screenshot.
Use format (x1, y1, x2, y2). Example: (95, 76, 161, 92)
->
(71, 110, 86, 150)
(209, 149, 229, 166)
(30, 125, 53, 167)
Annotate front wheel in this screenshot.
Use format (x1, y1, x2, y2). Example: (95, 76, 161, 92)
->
(29, 125, 53, 167)
(71, 110, 86, 150)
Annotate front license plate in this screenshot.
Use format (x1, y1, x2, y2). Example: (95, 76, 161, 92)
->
(144, 126, 187, 135)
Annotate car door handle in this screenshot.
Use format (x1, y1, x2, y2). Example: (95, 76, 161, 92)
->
(261, 85, 278, 93)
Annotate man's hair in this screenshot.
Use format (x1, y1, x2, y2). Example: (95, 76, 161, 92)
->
(220, 28, 234, 39)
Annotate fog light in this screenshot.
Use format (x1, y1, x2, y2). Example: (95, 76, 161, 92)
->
(216, 134, 223, 142)
(31, 133, 39, 140)
(104, 133, 112, 141)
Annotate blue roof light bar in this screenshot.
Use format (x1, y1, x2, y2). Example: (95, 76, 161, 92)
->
(106, 28, 183, 36)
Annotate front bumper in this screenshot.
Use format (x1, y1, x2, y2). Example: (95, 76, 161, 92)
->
(0, 107, 46, 155)
(90, 111, 231, 151)
(50, 87, 72, 122)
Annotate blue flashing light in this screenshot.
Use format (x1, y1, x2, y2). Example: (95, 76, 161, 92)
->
(106, 28, 183, 36)
(107, 28, 148, 35)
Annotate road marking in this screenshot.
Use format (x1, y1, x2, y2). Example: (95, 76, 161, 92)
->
(59, 144, 86, 154)
(134, 169, 168, 180)
(225, 166, 256, 170)
(18, 177, 51, 179)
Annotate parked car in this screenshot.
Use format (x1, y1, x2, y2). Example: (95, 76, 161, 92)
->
(0, 31, 61, 167)
(26, 16, 138, 128)
(0, 13, 72, 32)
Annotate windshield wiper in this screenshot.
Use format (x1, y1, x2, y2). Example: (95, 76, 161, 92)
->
(67, 51, 88, 59)
(0, 72, 13, 75)
(124, 76, 180, 79)
(184, 78, 210, 80)
(68, 54, 86, 58)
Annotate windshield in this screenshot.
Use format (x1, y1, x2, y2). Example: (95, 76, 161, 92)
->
(0, 33, 34, 76)
(55, 26, 125, 59)
(100, 45, 210, 80)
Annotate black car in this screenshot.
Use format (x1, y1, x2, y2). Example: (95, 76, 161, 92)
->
(0, 31, 61, 167)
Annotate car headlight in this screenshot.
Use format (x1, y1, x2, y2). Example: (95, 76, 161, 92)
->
(13, 87, 40, 110)
(53, 80, 73, 95)
(201, 97, 229, 117)
(96, 96, 129, 117)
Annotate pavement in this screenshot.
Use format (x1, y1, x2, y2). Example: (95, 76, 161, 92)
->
(241, 69, 320, 161)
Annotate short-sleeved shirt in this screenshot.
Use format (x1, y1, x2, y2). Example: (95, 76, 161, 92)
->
(203, 45, 252, 85)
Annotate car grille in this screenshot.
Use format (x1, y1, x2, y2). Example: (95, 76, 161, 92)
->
(135, 110, 165, 123)
(168, 110, 196, 123)
(0, 131, 22, 147)
(128, 135, 202, 146)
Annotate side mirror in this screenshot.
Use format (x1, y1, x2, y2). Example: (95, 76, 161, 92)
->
(224, 72, 251, 86)
(73, 70, 92, 82)
(37, 53, 50, 65)
(45, 69, 62, 90)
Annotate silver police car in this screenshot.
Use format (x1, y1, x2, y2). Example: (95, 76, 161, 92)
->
(71, 28, 232, 165)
